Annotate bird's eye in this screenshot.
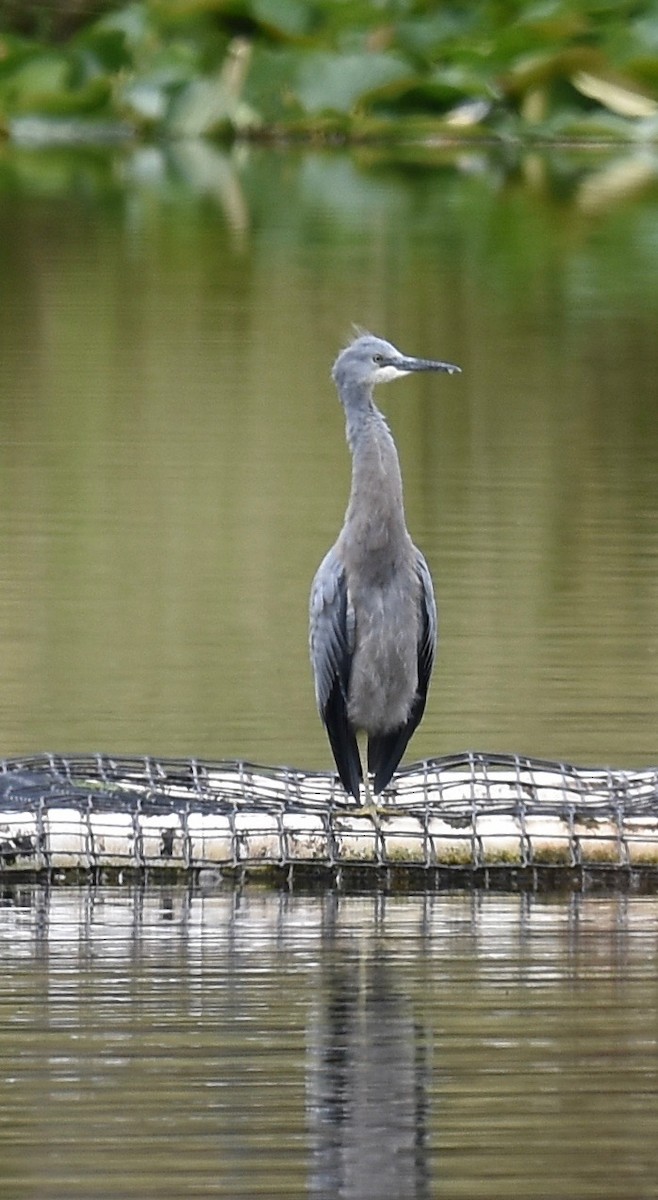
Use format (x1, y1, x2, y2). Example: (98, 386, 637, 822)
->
(373, 353, 384, 364)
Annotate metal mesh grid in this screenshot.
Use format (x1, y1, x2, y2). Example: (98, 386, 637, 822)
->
(0, 751, 657, 883)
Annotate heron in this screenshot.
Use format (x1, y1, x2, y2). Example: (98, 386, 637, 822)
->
(309, 331, 461, 806)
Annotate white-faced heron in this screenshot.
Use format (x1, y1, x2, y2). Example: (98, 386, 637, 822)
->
(309, 331, 461, 804)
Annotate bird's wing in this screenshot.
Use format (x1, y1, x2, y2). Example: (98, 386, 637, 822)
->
(416, 548, 437, 706)
(368, 550, 437, 794)
(309, 549, 361, 799)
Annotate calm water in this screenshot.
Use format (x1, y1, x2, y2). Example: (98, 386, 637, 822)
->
(1, 144, 657, 1195)
(0, 885, 657, 1199)
(0, 141, 657, 771)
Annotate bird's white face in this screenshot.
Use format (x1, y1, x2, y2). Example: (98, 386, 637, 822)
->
(372, 362, 411, 384)
(332, 335, 407, 389)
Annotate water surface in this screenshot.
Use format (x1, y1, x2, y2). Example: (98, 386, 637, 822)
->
(1, 885, 657, 1198)
(0, 141, 657, 769)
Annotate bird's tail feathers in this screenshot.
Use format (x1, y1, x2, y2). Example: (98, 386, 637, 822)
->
(331, 730, 362, 799)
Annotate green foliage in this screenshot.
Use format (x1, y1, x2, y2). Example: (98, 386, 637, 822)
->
(296, 52, 413, 114)
(0, 0, 657, 140)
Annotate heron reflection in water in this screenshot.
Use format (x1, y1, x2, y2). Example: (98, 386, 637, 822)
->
(309, 332, 461, 806)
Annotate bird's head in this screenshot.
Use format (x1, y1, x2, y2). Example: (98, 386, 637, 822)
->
(332, 332, 461, 394)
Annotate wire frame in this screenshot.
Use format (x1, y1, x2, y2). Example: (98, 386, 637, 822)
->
(0, 751, 657, 886)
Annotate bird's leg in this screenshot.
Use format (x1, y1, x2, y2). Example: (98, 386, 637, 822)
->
(357, 734, 387, 822)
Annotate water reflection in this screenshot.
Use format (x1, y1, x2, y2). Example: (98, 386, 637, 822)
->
(307, 905, 430, 1199)
(1, 886, 658, 1198)
(0, 141, 656, 771)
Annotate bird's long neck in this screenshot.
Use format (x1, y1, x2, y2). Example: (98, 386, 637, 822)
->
(342, 389, 409, 555)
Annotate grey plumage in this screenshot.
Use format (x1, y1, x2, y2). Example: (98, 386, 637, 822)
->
(309, 332, 461, 801)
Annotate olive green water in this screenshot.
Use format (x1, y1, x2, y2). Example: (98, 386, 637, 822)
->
(1, 140, 658, 1198)
(1, 885, 658, 1200)
(0, 141, 657, 771)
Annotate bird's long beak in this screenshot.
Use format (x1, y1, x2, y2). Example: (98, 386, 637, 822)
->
(396, 355, 461, 376)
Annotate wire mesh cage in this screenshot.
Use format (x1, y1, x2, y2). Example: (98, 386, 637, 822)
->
(1, 751, 658, 888)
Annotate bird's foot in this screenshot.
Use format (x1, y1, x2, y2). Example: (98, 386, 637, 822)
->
(355, 782, 391, 820)
(354, 752, 389, 823)
(357, 794, 390, 825)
